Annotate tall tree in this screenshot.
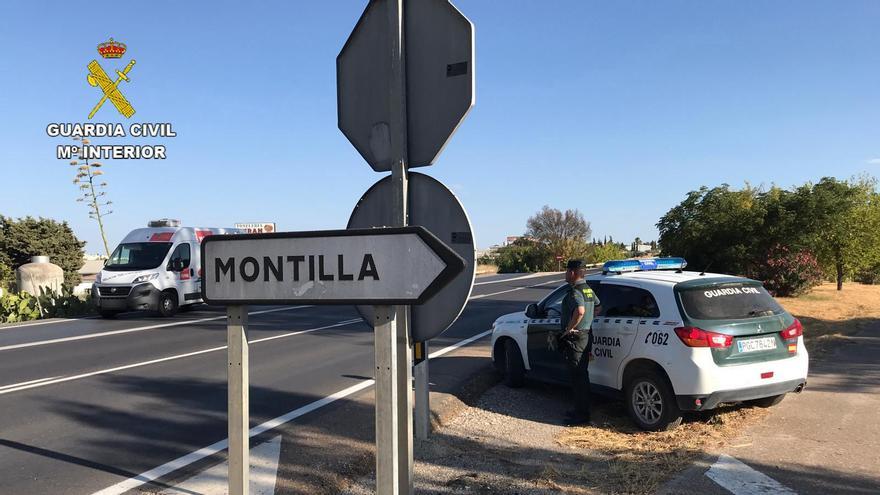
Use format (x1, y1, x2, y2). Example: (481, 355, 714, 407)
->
(526, 205, 591, 243)
(657, 184, 767, 275)
(791, 177, 880, 290)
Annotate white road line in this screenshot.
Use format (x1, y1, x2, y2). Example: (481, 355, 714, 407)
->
(0, 375, 62, 391)
(473, 272, 556, 286)
(0, 319, 362, 396)
(156, 435, 281, 495)
(430, 330, 492, 359)
(469, 278, 563, 299)
(0, 316, 100, 330)
(0, 306, 312, 352)
(705, 454, 798, 495)
(90, 324, 492, 495)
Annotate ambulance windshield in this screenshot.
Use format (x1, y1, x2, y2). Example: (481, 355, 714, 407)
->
(104, 242, 173, 271)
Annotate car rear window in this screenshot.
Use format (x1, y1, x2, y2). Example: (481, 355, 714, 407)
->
(677, 283, 784, 320)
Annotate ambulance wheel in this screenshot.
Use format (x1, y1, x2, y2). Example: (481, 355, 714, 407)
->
(503, 339, 525, 388)
(158, 290, 179, 317)
(99, 310, 119, 319)
(625, 373, 682, 431)
(747, 393, 786, 408)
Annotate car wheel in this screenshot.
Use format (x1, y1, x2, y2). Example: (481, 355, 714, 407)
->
(99, 310, 119, 319)
(503, 339, 525, 388)
(625, 373, 682, 431)
(747, 393, 786, 408)
(158, 291, 179, 317)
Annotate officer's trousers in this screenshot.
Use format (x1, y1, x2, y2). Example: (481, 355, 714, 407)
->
(560, 331, 593, 416)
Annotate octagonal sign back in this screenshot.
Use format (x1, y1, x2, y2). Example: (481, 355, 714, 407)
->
(337, 0, 475, 171)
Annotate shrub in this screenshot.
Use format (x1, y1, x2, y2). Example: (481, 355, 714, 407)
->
(0, 291, 40, 323)
(0, 286, 94, 323)
(494, 241, 547, 273)
(855, 263, 880, 285)
(751, 245, 824, 297)
(0, 216, 86, 286)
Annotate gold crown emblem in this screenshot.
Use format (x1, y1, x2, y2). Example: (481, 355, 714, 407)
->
(97, 38, 127, 59)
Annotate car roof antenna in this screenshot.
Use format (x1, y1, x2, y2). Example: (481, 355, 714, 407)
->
(699, 260, 714, 276)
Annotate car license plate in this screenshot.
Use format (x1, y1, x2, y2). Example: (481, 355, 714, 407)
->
(737, 337, 777, 353)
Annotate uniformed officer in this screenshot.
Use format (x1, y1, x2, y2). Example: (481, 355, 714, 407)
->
(557, 259, 601, 425)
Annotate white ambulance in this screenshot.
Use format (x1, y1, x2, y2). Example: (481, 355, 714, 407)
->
(92, 219, 241, 318)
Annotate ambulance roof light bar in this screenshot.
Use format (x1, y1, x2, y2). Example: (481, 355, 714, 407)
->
(602, 257, 687, 274)
(148, 219, 181, 228)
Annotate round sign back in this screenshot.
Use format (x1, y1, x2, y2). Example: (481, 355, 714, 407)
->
(348, 172, 475, 341)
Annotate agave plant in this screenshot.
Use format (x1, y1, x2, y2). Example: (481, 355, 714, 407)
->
(70, 137, 112, 256)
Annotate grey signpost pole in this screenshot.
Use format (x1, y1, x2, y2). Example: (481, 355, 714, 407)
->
(414, 341, 429, 440)
(227, 305, 249, 495)
(388, 0, 414, 493)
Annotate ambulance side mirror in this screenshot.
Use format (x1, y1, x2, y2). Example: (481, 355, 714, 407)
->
(525, 303, 540, 319)
(170, 259, 184, 272)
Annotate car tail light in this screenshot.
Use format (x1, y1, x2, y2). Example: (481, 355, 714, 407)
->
(781, 319, 803, 340)
(674, 326, 733, 348)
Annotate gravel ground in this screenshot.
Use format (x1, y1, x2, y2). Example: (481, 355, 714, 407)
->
(343, 382, 603, 494)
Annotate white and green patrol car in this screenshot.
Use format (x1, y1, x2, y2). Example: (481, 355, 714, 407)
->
(490, 258, 809, 431)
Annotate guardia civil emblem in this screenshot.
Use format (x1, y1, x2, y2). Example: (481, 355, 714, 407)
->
(86, 38, 136, 119)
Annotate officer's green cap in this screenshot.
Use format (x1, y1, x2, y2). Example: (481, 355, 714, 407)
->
(566, 259, 586, 271)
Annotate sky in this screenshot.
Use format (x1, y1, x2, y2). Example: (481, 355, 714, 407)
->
(0, 1, 878, 254)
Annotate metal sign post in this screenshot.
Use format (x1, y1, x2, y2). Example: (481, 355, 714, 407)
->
(203, 227, 463, 495)
(386, 0, 412, 492)
(227, 305, 249, 495)
(338, 0, 474, 492)
(414, 341, 430, 440)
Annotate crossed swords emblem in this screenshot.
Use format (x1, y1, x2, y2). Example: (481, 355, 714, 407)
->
(86, 59, 136, 119)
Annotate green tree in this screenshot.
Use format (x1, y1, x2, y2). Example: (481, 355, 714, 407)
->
(585, 242, 628, 264)
(526, 206, 591, 244)
(0, 216, 86, 286)
(657, 184, 767, 275)
(494, 238, 547, 273)
(790, 177, 880, 290)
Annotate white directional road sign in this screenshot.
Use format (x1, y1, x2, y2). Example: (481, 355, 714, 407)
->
(201, 227, 464, 305)
(337, 0, 474, 171)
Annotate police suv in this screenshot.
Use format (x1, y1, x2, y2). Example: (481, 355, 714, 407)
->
(490, 258, 809, 431)
(92, 219, 241, 318)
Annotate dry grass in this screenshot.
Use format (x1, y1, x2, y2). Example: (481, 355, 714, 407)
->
(475, 264, 499, 275)
(776, 282, 880, 352)
(555, 403, 769, 494)
(550, 283, 880, 494)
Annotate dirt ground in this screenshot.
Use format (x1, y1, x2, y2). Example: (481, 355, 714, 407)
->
(776, 282, 880, 352)
(343, 382, 770, 495)
(343, 283, 878, 494)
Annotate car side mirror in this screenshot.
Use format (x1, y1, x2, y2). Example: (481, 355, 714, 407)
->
(525, 303, 539, 319)
(170, 259, 184, 272)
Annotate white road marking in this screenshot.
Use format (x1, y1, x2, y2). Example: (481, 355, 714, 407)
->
(705, 454, 798, 495)
(156, 435, 282, 495)
(0, 319, 362, 396)
(0, 375, 62, 391)
(90, 326, 494, 495)
(469, 278, 563, 299)
(473, 272, 556, 286)
(430, 330, 492, 359)
(0, 316, 99, 330)
(0, 306, 311, 352)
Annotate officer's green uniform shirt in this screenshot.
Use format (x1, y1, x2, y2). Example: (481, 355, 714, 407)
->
(561, 282, 600, 332)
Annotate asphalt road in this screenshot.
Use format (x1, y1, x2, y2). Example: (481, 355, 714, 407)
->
(0, 272, 565, 495)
